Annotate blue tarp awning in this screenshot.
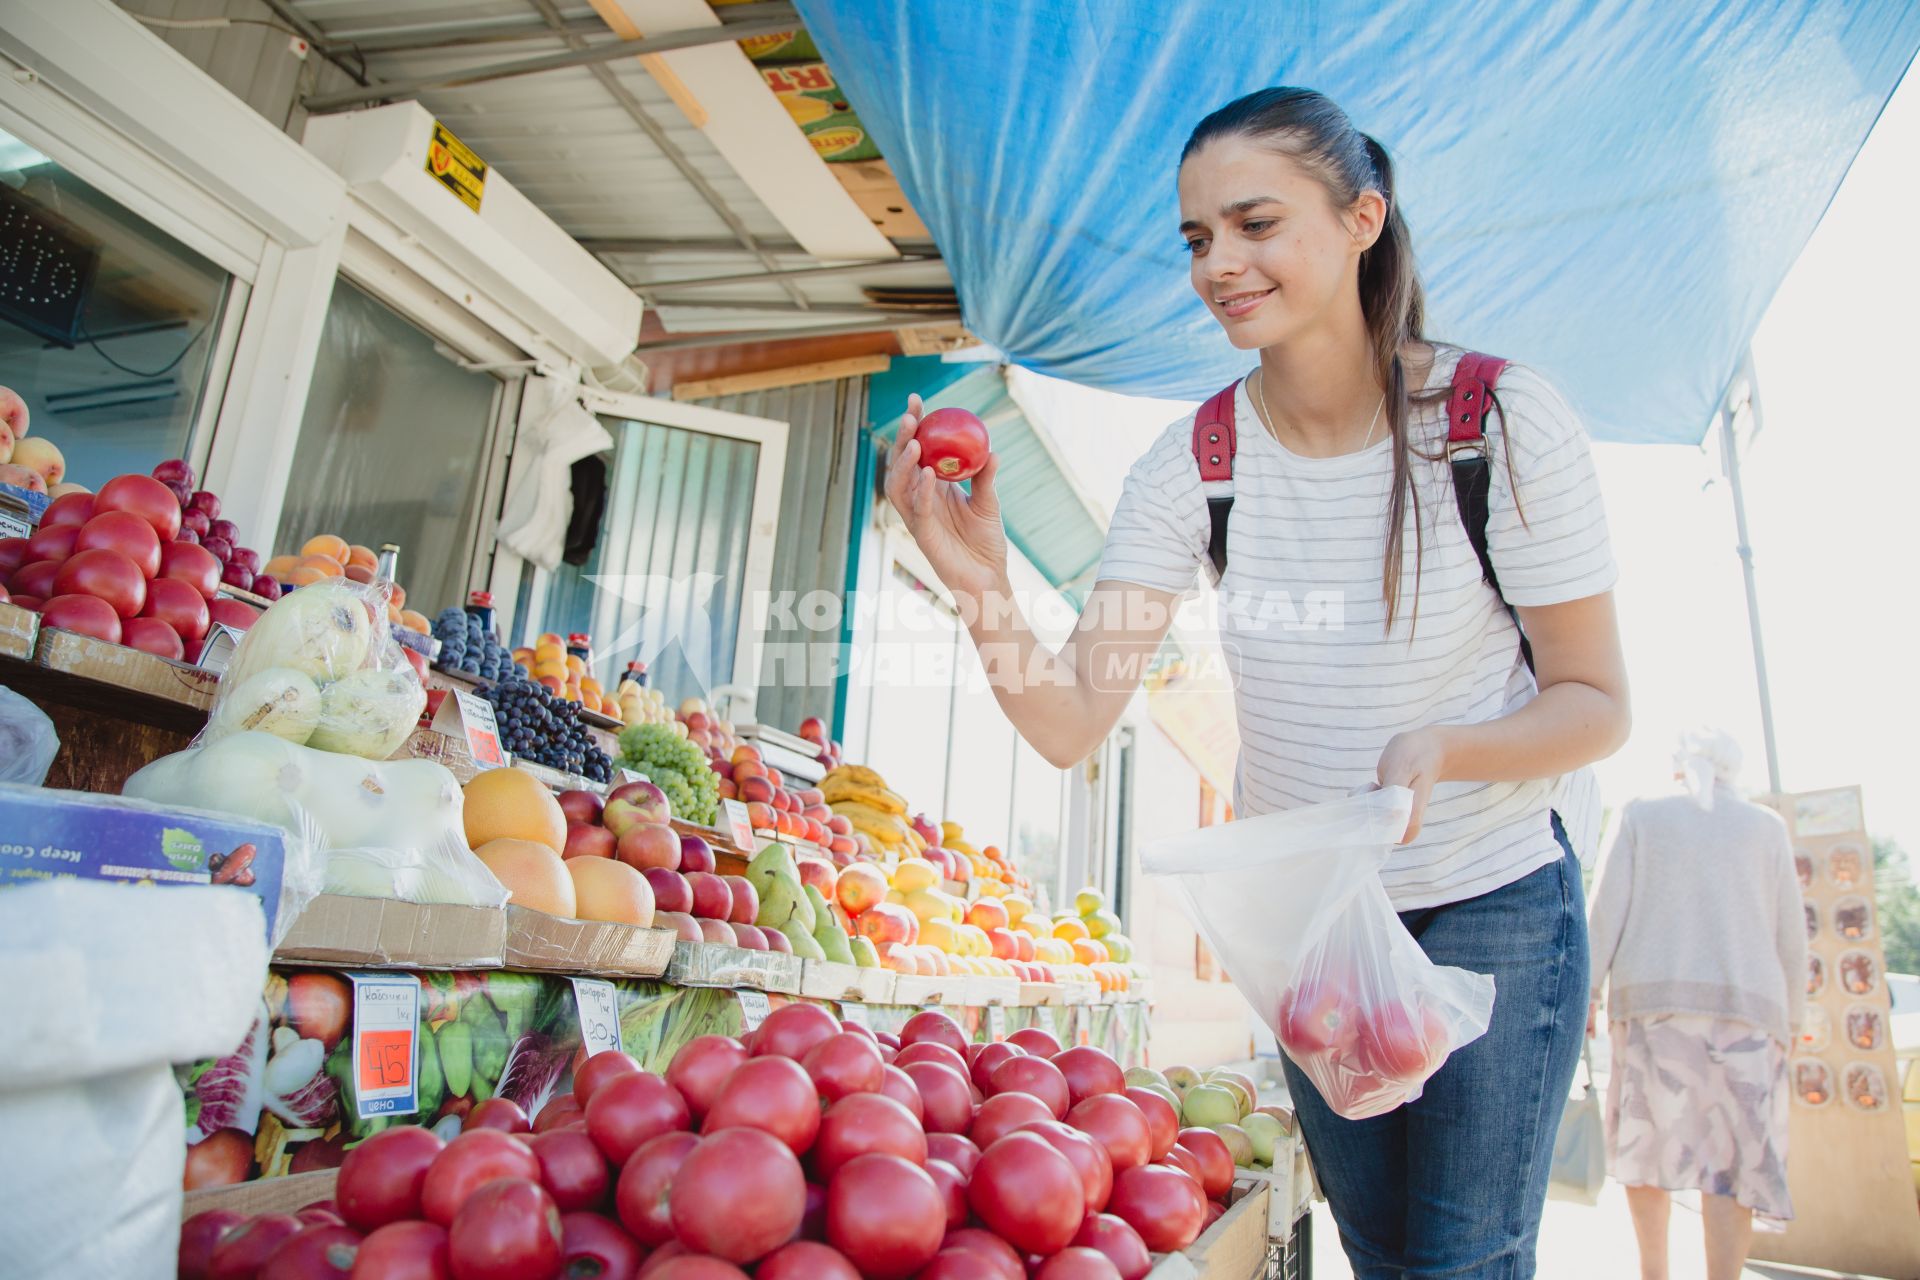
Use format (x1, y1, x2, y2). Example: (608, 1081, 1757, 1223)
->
(793, 2, 1919, 444)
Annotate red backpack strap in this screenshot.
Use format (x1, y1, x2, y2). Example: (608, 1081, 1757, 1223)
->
(1191, 381, 1240, 579)
(1447, 351, 1510, 446)
(1192, 381, 1238, 480)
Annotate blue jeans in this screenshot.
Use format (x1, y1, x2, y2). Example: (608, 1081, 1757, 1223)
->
(1282, 816, 1588, 1278)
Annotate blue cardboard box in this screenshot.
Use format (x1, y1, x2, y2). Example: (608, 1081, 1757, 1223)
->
(0, 782, 294, 941)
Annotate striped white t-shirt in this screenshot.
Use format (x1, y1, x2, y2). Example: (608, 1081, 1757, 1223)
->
(1099, 349, 1617, 909)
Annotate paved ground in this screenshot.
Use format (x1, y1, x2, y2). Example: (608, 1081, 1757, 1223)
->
(1307, 1184, 1865, 1280)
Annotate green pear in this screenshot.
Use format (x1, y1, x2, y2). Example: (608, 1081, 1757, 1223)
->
(780, 921, 826, 961)
(807, 885, 856, 964)
(849, 936, 881, 969)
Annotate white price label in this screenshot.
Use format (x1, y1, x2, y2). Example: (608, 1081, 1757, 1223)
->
(194, 623, 247, 674)
(432, 689, 507, 768)
(571, 978, 622, 1058)
(0, 509, 30, 540)
(617, 768, 650, 788)
(840, 1002, 870, 1029)
(723, 799, 755, 850)
(348, 973, 421, 1119)
(986, 1006, 1007, 1040)
(737, 989, 772, 1031)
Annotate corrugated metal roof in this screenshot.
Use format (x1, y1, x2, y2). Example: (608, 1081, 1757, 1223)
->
(266, 0, 953, 334)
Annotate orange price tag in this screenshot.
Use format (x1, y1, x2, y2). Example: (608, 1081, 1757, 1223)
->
(357, 1029, 414, 1092)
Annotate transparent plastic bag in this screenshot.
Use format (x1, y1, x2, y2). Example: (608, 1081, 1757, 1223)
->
(123, 731, 507, 909)
(202, 577, 424, 761)
(1142, 787, 1495, 1119)
(0, 687, 58, 785)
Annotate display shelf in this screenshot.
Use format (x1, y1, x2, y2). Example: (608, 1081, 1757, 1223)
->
(666, 939, 804, 992)
(798, 958, 896, 1003)
(890, 972, 967, 1006)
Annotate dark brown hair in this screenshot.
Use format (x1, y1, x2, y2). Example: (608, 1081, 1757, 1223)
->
(1182, 88, 1437, 628)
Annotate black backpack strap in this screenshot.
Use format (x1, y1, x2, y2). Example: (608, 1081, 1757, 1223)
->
(1191, 382, 1239, 580)
(1447, 351, 1534, 672)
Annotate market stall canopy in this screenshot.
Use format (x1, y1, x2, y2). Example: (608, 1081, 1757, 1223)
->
(793, 1, 1920, 444)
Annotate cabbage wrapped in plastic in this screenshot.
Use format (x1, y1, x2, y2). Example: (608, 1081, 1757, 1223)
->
(306, 668, 425, 760)
(222, 580, 373, 689)
(205, 667, 323, 747)
(123, 732, 505, 908)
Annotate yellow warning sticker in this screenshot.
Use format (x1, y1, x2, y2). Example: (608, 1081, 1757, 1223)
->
(424, 120, 486, 213)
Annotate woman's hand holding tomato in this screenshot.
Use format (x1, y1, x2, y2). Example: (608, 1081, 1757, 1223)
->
(884, 394, 1009, 601)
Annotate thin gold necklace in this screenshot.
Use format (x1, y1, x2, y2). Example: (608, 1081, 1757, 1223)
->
(1255, 369, 1386, 453)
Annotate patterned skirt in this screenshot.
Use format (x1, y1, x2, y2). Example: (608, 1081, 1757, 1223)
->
(1605, 1013, 1793, 1220)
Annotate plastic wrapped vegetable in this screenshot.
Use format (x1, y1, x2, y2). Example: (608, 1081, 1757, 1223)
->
(124, 731, 506, 909)
(0, 687, 58, 785)
(200, 578, 424, 760)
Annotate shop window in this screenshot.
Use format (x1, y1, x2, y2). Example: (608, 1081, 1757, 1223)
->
(532, 416, 761, 710)
(944, 637, 1015, 851)
(860, 563, 958, 814)
(0, 125, 231, 486)
(275, 279, 501, 621)
(1009, 735, 1067, 914)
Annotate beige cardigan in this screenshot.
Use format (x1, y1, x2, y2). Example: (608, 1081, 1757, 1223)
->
(1587, 786, 1807, 1045)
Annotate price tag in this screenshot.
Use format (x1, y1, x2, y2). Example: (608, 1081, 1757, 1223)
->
(840, 1002, 870, 1029)
(194, 623, 247, 675)
(723, 799, 755, 849)
(986, 1006, 1007, 1040)
(571, 978, 623, 1057)
(617, 768, 650, 788)
(0, 509, 29, 541)
(348, 973, 420, 1118)
(738, 989, 772, 1031)
(433, 688, 507, 768)
(1037, 1005, 1058, 1038)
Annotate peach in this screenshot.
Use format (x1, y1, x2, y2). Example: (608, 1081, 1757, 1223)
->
(0, 462, 46, 494)
(614, 822, 680, 872)
(300, 534, 349, 562)
(346, 544, 379, 571)
(9, 436, 63, 486)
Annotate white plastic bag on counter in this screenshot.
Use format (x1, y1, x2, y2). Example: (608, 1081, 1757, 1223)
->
(0, 879, 268, 1280)
(124, 731, 507, 909)
(202, 577, 424, 761)
(0, 685, 57, 784)
(1142, 787, 1494, 1119)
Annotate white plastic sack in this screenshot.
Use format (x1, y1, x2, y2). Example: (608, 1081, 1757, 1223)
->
(1142, 787, 1495, 1119)
(0, 685, 58, 785)
(496, 372, 613, 571)
(0, 880, 268, 1280)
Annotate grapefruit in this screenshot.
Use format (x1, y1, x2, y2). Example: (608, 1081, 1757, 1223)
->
(567, 857, 656, 926)
(475, 838, 576, 917)
(464, 766, 568, 854)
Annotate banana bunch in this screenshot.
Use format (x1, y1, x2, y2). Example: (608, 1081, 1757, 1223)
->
(821, 764, 909, 815)
(831, 799, 916, 852)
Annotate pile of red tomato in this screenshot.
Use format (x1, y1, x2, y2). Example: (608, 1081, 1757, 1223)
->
(180, 1008, 1243, 1279)
(0, 465, 262, 660)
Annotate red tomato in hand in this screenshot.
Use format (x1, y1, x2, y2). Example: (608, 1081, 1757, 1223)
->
(1278, 974, 1359, 1056)
(447, 1178, 562, 1280)
(914, 408, 991, 482)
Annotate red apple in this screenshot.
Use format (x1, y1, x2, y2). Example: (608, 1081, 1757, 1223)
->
(687, 872, 732, 922)
(564, 822, 616, 860)
(643, 868, 694, 915)
(603, 780, 671, 835)
(558, 790, 604, 825)
(679, 835, 716, 874)
(615, 822, 681, 872)
(697, 918, 737, 946)
(657, 910, 701, 942)
(721, 876, 758, 925)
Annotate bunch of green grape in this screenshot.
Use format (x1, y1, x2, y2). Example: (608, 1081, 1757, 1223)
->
(615, 722, 720, 826)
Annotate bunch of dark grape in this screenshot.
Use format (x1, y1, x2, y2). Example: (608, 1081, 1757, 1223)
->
(431, 608, 521, 682)
(478, 679, 613, 783)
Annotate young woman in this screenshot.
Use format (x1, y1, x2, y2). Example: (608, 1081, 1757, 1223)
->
(886, 87, 1629, 1277)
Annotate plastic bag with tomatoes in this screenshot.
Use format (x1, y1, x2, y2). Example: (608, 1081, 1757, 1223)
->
(1141, 786, 1494, 1119)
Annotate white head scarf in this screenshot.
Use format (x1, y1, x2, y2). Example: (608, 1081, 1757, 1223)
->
(1673, 728, 1743, 810)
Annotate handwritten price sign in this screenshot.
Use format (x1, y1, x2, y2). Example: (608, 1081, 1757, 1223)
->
(347, 973, 420, 1118)
(571, 978, 623, 1058)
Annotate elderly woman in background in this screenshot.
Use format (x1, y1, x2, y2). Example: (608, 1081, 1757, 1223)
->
(1586, 731, 1806, 1280)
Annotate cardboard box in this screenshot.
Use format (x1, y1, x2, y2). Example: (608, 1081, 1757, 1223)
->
(667, 940, 804, 992)
(1146, 1180, 1272, 1278)
(799, 958, 895, 1003)
(503, 905, 675, 977)
(183, 1169, 337, 1218)
(275, 892, 508, 969)
(0, 601, 36, 660)
(0, 782, 292, 942)
(33, 626, 220, 709)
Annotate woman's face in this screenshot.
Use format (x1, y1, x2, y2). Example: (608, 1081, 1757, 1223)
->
(1178, 135, 1382, 351)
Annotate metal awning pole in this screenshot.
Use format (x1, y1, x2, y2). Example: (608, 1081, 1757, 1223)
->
(1720, 351, 1783, 794)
